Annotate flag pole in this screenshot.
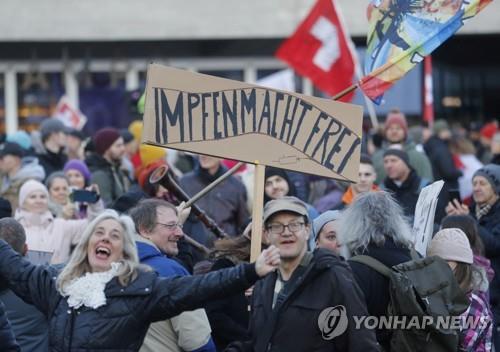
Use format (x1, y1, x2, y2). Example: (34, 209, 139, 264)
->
(331, 83, 358, 101)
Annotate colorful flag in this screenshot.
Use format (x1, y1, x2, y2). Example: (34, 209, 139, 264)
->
(275, 0, 356, 102)
(360, 0, 492, 104)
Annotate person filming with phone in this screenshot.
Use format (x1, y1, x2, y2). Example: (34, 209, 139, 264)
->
(446, 164, 500, 349)
(14, 179, 104, 265)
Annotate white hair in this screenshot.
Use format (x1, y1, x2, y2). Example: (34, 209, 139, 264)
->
(338, 191, 414, 258)
(56, 209, 146, 292)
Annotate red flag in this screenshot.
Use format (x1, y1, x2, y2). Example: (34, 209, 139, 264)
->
(275, 0, 356, 102)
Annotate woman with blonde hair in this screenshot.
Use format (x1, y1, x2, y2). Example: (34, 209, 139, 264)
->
(0, 210, 279, 351)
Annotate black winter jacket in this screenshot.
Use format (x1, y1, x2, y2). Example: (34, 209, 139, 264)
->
(348, 239, 412, 350)
(205, 258, 250, 351)
(180, 164, 249, 237)
(424, 136, 462, 220)
(227, 249, 380, 352)
(0, 240, 259, 352)
(383, 169, 427, 220)
(37, 149, 68, 181)
(472, 200, 500, 316)
(0, 300, 19, 352)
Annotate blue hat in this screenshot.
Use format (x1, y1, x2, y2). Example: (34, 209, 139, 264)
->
(6, 131, 32, 150)
(313, 210, 341, 239)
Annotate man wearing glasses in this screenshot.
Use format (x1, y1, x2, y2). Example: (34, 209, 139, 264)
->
(129, 199, 216, 352)
(227, 196, 379, 352)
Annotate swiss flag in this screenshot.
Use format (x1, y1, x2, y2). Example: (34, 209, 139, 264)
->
(275, 0, 356, 102)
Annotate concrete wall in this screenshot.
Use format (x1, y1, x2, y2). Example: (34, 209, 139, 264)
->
(1, 0, 499, 41)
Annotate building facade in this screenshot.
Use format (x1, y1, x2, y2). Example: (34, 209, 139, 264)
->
(0, 0, 499, 134)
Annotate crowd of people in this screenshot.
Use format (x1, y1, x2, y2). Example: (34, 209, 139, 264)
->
(0, 111, 499, 351)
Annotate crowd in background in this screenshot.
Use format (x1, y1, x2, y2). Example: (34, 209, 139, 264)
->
(0, 110, 499, 351)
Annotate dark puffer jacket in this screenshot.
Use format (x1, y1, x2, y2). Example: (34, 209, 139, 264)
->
(0, 300, 19, 352)
(0, 240, 258, 352)
(227, 249, 380, 352)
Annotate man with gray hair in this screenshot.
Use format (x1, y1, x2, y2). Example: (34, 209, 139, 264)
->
(339, 191, 413, 350)
(0, 218, 49, 351)
(226, 196, 379, 351)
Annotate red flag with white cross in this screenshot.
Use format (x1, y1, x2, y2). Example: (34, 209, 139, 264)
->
(275, 0, 356, 102)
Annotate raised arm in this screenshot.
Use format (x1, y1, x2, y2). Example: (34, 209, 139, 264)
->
(146, 246, 279, 322)
(0, 240, 57, 316)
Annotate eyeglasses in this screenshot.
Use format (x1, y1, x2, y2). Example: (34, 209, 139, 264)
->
(266, 222, 305, 234)
(156, 222, 183, 231)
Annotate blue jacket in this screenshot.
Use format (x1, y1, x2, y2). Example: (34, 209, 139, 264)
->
(137, 241, 190, 278)
(0, 239, 258, 352)
(136, 239, 216, 352)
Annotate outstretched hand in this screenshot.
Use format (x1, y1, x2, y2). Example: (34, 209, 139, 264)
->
(255, 245, 280, 277)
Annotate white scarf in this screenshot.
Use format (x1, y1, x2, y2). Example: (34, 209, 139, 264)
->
(62, 262, 122, 309)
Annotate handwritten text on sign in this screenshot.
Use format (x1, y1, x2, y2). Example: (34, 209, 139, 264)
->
(153, 87, 360, 174)
(142, 64, 363, 181)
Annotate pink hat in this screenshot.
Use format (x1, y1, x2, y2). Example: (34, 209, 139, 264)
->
(19, 180, 49, 208)
(427, 228, 473, 264)
(384, 111, 408, 138)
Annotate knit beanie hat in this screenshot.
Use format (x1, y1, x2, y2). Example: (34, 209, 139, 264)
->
(40, 118, 67, 142)
(263, 167, 296, 203)
(480, 122, 498, 141)
(64, 159, 92, 184)
(473, 164, 500, 195)
(384, 111, 408, 138)
(19, 180, 49, 209)
(6, 130, 32, 150)
(383, 148, 411, 168)
(313, 210, 341, 240)
(93, 128, 121, 156)
(432, 119, 450, 135)
(427, 228, 473, 264)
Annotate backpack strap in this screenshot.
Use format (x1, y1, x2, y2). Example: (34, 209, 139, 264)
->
(409, 248, 420, 260)
(350, 255, 393, 278)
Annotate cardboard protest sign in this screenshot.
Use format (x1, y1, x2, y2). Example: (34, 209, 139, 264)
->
(413, 180, 444, 257)
(142, 64, 363, 181)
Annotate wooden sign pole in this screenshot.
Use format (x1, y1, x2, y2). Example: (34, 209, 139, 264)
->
(250, 162, 266, 262)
